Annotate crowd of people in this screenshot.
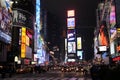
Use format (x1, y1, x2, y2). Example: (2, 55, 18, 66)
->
(90, 63, 120, 80)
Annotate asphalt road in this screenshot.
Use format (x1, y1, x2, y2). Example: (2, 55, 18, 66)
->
(0, 71, 92, 80)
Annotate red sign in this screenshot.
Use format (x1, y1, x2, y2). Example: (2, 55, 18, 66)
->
(113, 56, 120, 61)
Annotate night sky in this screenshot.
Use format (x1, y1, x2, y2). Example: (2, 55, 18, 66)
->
(41, 0, 101, 60)
(42, 0, 100, 25)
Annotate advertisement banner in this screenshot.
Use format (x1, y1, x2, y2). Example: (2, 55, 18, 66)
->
(26, 46, 32, 58)
(0, 0, 12, 43)
(67, 29, 76, 41)
(67, 18, 75, 29)
(68, 42, 76, 53)
(67, 10, 75, 17)
(77, 37, 82, 49)
(12, 8, 34, 29)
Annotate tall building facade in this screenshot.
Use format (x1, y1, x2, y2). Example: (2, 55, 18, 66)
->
(34, 0, 49, 65)
(12, 1, 35, 66)
(94, 0, 120, 64)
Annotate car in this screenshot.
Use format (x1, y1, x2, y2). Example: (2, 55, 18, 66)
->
(61, 66, 72, 72)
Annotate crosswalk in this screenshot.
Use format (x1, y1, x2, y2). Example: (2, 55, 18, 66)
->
(2, 77, 92, 80)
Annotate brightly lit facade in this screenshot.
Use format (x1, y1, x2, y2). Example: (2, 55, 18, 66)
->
(11, 8, 34, 66)
(94, 0, 120, 64)
(0, 0, 13, 62)
(65, 10, 83, 63)
(34, 0, 49, 65)
(66, 10, 76, 62)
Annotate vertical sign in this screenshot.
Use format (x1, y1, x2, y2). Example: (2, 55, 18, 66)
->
(67, 10, 76, 53)
(77, 37, 82, 49)
(21, 27, 26, 58)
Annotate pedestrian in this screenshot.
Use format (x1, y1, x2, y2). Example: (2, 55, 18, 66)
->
(90, 64, 100, 80)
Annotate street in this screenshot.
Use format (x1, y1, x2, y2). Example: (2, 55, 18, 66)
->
(0, 71, 92, 80)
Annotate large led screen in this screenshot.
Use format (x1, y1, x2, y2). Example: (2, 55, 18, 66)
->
(67, 29, 75, 41)
(34, 54, 37, 61)
(98, 25, 108, 46)
(0, 0, 12, 43)
(77, 51, 83, 59)
(0, 7, 12, 35)
(67, 10, 75, 17)
(68, 42, 76, 53)
(110, 2, 116, 28)
(110, 28, 117, 41)
(98, 46, 107, 51)
(110, 41, 115, 55)
(77, 37, 82, 49)
(67, 18, 75, 29)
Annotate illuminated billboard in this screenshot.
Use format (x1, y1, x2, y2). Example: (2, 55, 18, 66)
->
(67, 18, 75, 29)
(67, 59, 75, 62)
(26, 36, 30, 46)
(26, 29, 33, 47)
(21, 27, 26, 58)
(12, 8, 34, 29)
(110, 3, 116, 28)
(0, 0, 12, 43)
(68, 42, 76, 53)
(77, 37, 82, 49)
(65, 38, 67, 50)
(98, 24, 108, 46)
(21, 27, 26, 44)
(26, 46, 32, 58)
(24, 59, 30, 65)
(67, 9, 76, 60)
(98, 46, 107, 52)
(67, 29, 75, 41)
(67, 10, 75, 17)
(110, 28, 117, 42)
(21, 43, 26, 58)
(34, 54, 38, 61)
(26, 29, 33, 39)
(110, 42, 115, 54)
(77, 51, 83, 59)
